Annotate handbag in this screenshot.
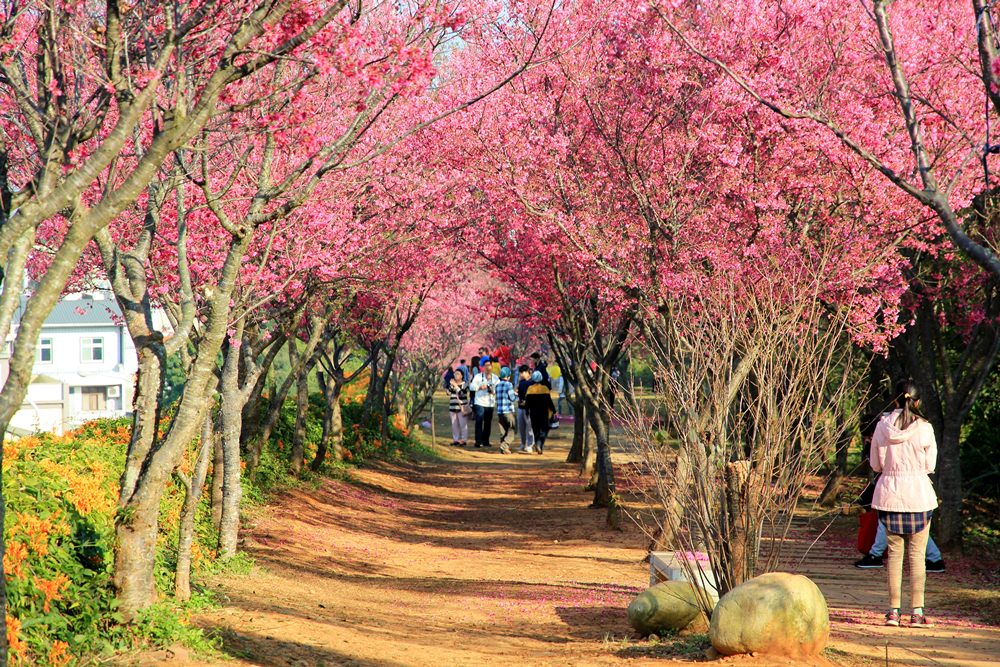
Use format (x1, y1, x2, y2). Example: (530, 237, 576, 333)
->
(461, 403, 473, 417)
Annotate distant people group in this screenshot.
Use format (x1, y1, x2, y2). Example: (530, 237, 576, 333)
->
(445, 341, 562, 454)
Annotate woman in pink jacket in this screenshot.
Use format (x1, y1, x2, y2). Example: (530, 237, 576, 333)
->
(870, 380, 938, 628)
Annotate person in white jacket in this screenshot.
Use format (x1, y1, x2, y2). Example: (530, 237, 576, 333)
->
(469, 360, 499, 448)
(870, 380, 938, 628)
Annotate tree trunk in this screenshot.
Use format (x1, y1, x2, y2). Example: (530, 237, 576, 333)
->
(175, 413, 215, 601)
(211, 434, 224, 532)
(313, 376, 344, 470)
(240, 336, 286, 449)
(330, 392, 345, 462)
(818, 421, 852, 506)
(247, 327, 325, 477)
(290, 364, 311, 475)
(375, 351, 396, 445)
(114, 363, 220, 619)
(580, 404, 596, 484)
(934, 418, 963, 548)
(588, 406, 620, 529)
(120, 339, 167, 501)
(657, 446, 691, 552)
(362, 347, 383, 422)
(113, 477, 166, 615)
(218, 351, 244, 559)
(723, 460, 756, 589)
(566, 394, 586, 464)
(247, 341, 299, 476)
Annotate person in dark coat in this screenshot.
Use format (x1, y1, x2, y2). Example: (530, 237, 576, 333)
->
(524, 371, 555, 454)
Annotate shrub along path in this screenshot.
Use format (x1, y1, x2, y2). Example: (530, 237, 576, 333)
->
(140, 418, 996, 667)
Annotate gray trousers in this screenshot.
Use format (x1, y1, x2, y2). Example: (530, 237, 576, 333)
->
(517, 408, 535, 449)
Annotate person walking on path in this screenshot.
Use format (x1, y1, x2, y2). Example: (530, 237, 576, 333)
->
(530, 352, 550, 388)
(495, 367, 517, 454)
(525, 370, 556, 454)
(855, 414, 945, 573)
(447, 369, 470, 447)
(516, 365, 536, 453)
(548, 361, 563, 428)
(493, 339, 512, 369)
(469, 360, 499, 448)
(870, 380, 938, 628)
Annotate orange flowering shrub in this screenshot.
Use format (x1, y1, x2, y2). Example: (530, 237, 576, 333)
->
(3, 418, 206, 663)
(48, 641, 70, 667)
(340, 369, 370, 404)
(3, 541, 28, 579)
(33, 574, 69, 612)
(6, 615, 24, 652)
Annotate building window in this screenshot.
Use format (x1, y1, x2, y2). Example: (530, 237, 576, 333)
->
(81, 337, 103, 362)
(37, 338, 53, 363)
(81, 386, 106, 411)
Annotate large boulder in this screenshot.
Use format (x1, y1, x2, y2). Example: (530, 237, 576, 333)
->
(709, 572, 829, 658)
(627, 581, 710, 636)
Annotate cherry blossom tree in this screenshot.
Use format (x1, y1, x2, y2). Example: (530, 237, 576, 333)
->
(0, 1, 367, 645)
(67, 0, 561, 621)
(651, 0, 1000, 277)
(650, 0, 1000, 546)
(437, 2, 924, 536)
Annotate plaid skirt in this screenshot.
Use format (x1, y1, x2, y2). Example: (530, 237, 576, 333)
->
(878, 510, 933, 535)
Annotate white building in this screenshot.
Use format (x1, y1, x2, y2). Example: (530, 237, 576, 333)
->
(2, 291, 138, 435)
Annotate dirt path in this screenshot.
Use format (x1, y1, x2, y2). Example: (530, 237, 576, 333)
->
(780, 517, 999, 666)
(148, 420, 997, 667)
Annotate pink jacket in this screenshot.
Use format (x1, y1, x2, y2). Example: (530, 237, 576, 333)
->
(870, 410, 938, 513)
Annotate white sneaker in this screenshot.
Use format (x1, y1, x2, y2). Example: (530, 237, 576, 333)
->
(549, 421, 560, 429)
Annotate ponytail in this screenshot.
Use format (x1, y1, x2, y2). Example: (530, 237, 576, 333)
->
(894, 379, 924, 429)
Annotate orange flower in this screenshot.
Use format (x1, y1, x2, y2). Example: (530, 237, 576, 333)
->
(178, 452, 193, 475)
(36, 459, 112, 516)
(15, 513, 55, 556)
(6, 614, 27, 662)
(191, 541, 202, 565)
(34, 573, 69, 613)
(3, 435, 42, 462)
(3, 541, 28, 580)
(48, 640, 70, 666)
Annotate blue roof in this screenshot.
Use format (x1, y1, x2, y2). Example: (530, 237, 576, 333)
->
(43, 296, 123, 327)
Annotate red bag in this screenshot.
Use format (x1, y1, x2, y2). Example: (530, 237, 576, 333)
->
(857, 509, 879, 554)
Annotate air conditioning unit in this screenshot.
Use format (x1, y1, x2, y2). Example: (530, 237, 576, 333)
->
(106, 385, 121, 398)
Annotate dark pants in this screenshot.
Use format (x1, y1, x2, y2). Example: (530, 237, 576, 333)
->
(531, 417, 550, 452)
(474, 404, 494, 446)
(497, 412, 515, 444)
